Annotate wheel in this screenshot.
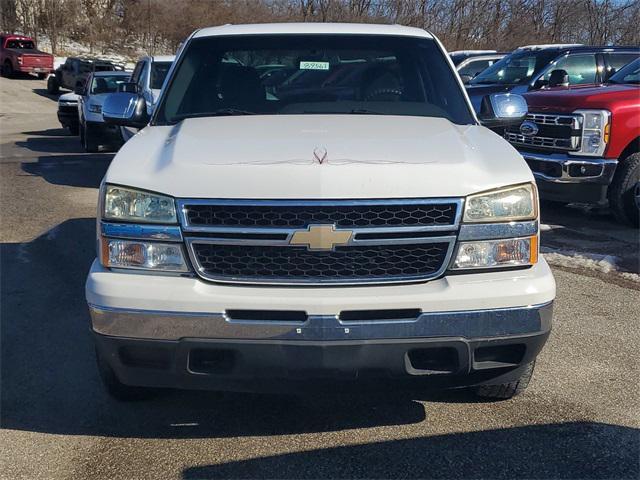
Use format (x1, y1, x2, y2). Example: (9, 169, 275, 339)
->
(47, 75, 59, 94)
(68, 123, 79, 135)
(37, 72, 47, 80)
(608, 152, 639, 227)
(475, 361, 535, 400)
(2, 60, 13, 78)
(82, 122, 100, 152)
(95, 348, 157, 401)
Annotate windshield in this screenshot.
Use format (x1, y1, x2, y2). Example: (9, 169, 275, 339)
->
(150, 61, 172, 89)
(6, 39, 35, 49)
(470, 50, 558, 85)
(609, 58, 640, 84)
(90, 75, 129, 94)
(155, 34, 474, 125)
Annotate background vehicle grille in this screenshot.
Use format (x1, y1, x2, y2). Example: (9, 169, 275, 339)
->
(191, 242, 451, 284)
(505, 113, 581, 152)
(184, 202, 458, 228)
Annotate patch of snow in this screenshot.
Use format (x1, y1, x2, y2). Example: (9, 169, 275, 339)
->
(540, 223, 565, 232)
(543, 250, 617, 273)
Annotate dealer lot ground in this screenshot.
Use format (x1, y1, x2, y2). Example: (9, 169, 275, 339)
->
(0, 76, 638, 480)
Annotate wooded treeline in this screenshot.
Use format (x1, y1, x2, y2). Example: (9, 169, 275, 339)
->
(1, 0, 638, 56)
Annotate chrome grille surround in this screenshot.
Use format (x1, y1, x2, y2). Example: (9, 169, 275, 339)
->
(177, 198, 463, 286)
(505, 113, 582, 152)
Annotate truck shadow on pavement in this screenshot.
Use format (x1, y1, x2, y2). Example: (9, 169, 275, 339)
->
(32, 87, 60, 102)
(21, 153, 112, 189)
(1, 218, 427, 439)
(17, 127, 119, 172)
(182, 421, 639, 479)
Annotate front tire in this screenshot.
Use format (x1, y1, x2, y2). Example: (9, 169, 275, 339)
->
(475, 361, 535, 400)
(82, 122, 100, 153)
(95, 348, 157, 401)
(68, 123, 79, 135)
(609, 152, 639, 227)
(47, 75, 59, 94)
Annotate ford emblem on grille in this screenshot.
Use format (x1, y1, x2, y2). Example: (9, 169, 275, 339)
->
(520, 121, 539, 136)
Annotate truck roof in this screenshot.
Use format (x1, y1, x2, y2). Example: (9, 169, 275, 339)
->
(515, 44, 639, 53)
(193, 23, 432, 39)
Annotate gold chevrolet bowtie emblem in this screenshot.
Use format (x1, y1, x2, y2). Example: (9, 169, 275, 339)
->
(289, 224, 353, 251)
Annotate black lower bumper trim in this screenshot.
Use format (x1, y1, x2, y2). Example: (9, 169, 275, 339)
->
(536, 178, 609, 204)
(94, 330, 550, 393)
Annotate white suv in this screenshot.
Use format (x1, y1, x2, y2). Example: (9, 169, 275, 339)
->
(90, 23, 555, 401)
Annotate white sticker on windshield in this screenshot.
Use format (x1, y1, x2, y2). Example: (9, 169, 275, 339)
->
(299, 61, 330, 71)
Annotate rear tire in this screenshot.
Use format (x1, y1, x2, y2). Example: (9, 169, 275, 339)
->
(95, 348, 157, 401)
(37, 72, 47, 80)
(609, 152, 639, 227)
(475, 361, 535, 400)
(47, 75, 59, 94)
(2, 60, 13, 78)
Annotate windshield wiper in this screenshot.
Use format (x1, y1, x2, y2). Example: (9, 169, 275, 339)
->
(172, 109, 257, 122)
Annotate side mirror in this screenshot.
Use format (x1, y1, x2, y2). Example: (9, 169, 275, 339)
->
(604, 67, 617, 82)
(547, 69, 569, 88)
(459, 74, 473, 84)
(102, 92, 149, 128)
(478, 93, 527, 128)
(117, 82, 138, 93)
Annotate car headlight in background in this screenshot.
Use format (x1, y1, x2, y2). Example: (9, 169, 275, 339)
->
(103, 185, 177, 223)
(572, 109, 610, 157)
(101, 238, 188, 272)
(451, 236, 537, 270)
(89, 104, 102, 113)
(463, 183, 536, 223)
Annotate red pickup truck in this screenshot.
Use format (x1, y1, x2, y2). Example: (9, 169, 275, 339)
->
(0, 34, 54, 79)
(505, 57, 640, 226)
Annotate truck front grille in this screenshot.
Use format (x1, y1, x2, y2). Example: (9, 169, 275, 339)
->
(191, 242, 451, 284)
(184, 202, 458, 228)
(178, 199, 461, 285)
(505, 113, 582, 152)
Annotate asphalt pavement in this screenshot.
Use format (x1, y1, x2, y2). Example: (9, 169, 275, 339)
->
(1, 75, 638, 480)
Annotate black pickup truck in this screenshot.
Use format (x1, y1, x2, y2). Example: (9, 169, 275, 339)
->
(47, 56, 124, 94)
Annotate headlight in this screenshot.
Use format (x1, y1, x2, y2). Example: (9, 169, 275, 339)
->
(451, 236, 537, 269)
(89, 104, 102, 113)
(463, 183, 537, 223)
(572, 109, 610, 157)
(101, 238, 188, 272)
(103, 185, 177, 223)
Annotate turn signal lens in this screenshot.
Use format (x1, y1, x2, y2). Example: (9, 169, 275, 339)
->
(100, 238, 188, 272)
(451, 236, 538, 270)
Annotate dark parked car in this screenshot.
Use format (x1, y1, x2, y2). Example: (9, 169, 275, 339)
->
(47, 56, 124, 94)
(465, 44, 640, 111)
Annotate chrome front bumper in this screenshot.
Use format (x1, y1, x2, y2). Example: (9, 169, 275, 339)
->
(520, 151, 617, 185)
(89, 302, 553, 341)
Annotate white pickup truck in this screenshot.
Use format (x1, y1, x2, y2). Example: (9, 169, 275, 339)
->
(89, 23, 555, 401)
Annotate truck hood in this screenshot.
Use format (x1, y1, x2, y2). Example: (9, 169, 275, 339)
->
(105, 115, 532, 199)
(523, 84, 640, 113)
